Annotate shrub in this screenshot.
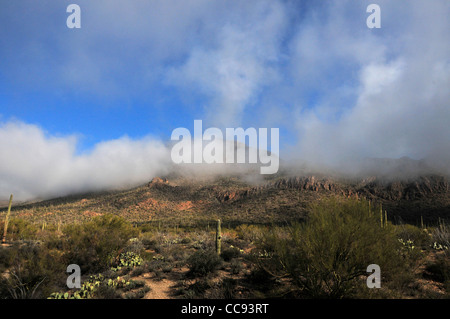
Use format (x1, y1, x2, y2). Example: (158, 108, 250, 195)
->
(0, 242, 66, 299)
(123, 238, 145, 255)
(243, 267, 277, 297)
(183, 279, 211, 298)
(221, 246, 241, 262)
(220, 278, 238, 299)
(431, 221, 450, 255)
(394, 224, 427, 267)
(396, 224, 431, 249)
(208, 278, 237, 299)
(123, 285, 150, 299)
(230, 259, 243, 275)
(48, 273, 143, 299)
(62, 214, 138, 273)
(130, 264, 147, 277)
(257, 198, 408, 298)
(110, 251, 143, 272)
(235, 224, 263, 242)
(93, 282, 122, 299)
(1, 219, 38, 242)
(424, 254, 450, 285)
(181, 237, 192, 244)
(186, 249, 222, 278)
(140, 235, 158, 250)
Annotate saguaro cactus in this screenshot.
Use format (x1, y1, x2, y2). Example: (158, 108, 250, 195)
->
(384, 210, 388, 228)
(2, 194, 13, 244)
(216, 219, 222, 256)
(379, 204, 385, 228)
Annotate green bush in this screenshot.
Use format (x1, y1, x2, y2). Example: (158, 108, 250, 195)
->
(62, 214, 138, 273)
(93, 282, 123, 299)
(235, 224, 263, 242)
(123, 285, 151, 299)
(186, 249, 222, 278)
(110, 251, 143, 272)
(230, 259, 243, 275)
(431, 221, 450, 255)
(0, 242, 66, 299)
(221, 246, 241, 262)
(181, 279, 211, 298)
(396, 224, 431, 249)
(130, 264, 147, 277)
(257, 198, 409, 298)
(48, 273, 141, 299)
(181, 237, 192, 244)
(1, 219, 38, 242)
(141, 236, 158, 250)
(425, 254, 450, 286)
(123, 238, 144, 255)
(394, 224, 428, 267)
(207, 278, 238, 299)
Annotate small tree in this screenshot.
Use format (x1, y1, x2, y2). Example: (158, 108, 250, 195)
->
(62, 214, 138, 273)
(186, 250, 222, 278)
(257, 198, 405, 298)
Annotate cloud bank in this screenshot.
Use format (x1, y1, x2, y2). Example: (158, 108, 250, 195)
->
(0, 121, 171, 200)
(291, 1, 450, 171)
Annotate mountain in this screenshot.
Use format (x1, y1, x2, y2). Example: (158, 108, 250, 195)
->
(2, 168, 449, 227)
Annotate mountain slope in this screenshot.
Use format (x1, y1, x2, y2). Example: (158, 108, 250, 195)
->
(2, 171, 450, 227)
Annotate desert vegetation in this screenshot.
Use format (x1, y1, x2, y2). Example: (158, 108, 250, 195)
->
(0, 196, 448, 299)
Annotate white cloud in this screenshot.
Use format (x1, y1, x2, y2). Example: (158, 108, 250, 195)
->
(359, 60, 405, 97)
(0, 120, 275, 201)
(292, 0, 450, 172)
(165, 0, 287, 127)
(0, 121, 172, 201)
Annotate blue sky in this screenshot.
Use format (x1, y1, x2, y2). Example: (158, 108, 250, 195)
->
(0, 1, 197, 150)
(0, 0, 351, 149)
(1, 0, 449, 200)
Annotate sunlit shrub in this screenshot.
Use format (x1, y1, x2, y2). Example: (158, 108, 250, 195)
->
(431, 221, 450, 256)
(62, 214, 138, 273)
(235, 224, 263, 242)
(256, 198, 409, 298)
(0, 219, 38, 241)
(396, 224, 431, 249)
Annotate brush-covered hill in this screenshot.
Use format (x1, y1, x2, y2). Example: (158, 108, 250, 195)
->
(1, 170, 450, 227)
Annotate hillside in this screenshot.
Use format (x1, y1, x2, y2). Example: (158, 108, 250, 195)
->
(1, 172, 450, 227)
